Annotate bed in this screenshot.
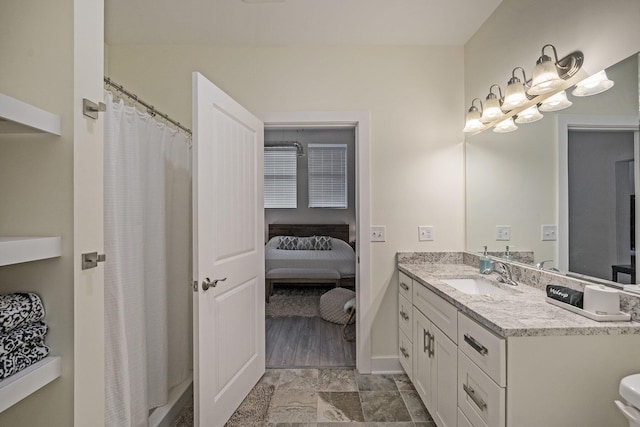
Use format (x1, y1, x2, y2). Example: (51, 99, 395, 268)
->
(265, 224, 356, 301)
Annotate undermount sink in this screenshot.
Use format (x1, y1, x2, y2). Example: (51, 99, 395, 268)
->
(440, 277, 515, 296)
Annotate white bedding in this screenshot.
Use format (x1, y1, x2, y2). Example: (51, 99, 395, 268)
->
(265, 236, 356, 278)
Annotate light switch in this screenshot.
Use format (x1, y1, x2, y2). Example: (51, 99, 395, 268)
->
(418, 226, 434, 241)
(541, 224, 557, 241)
(370, 226, 386, 242)
(496, 225, 511, 241)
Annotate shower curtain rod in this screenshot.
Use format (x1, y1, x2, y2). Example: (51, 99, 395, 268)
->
(104, 76, 192, 135)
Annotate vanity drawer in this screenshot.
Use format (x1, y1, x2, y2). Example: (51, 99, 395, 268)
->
(458, 313, 506, 387)
(458, 408, 474, 427)
(398, 294, 412, 338)
(398, 329, 413, 380)
(399, 271, 412, 301)
(458, 351, 505, 427)
(413, 283, 458, 343)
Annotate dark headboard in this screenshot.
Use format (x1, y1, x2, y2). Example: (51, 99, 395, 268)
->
(268, 224, 350, 243)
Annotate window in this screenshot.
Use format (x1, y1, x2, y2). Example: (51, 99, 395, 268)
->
(308, 144, 347, 208)
(264, 147, 297, 208)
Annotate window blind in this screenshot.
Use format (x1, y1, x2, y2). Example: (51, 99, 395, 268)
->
(308, 144, 347, 208)
(264, 147, 297, 208)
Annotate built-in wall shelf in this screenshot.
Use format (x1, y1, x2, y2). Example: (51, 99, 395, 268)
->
(0, 93, 61, 135)
(0, 237, 62, 267)
(0, 356, 61, 413)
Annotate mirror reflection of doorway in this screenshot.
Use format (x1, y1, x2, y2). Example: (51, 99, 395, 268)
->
(568, 129, 635, 283)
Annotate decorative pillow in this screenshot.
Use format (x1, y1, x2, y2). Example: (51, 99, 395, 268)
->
(313, 235, 332, 250)
(296, 236, 315, 250)
(277, 236, 298, 250)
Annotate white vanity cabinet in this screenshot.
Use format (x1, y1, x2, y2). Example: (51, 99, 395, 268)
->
(457, 313, 505, 427)
(398, 272, 413, 378)
(398, 272, 457, 427)
(399, 268, 640, 427)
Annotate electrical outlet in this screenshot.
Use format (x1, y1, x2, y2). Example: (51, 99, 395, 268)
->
(541, 224, 558, 241)
(370, 225, 386, 242)
(418, 226, 434, 241)
(496, 225, 511, 241)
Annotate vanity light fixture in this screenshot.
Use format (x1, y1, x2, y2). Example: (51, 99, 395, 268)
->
(572, 70, 615, 96)
(480, 84, 504, 123)
(493, 117, 518, 133)
(539, 90, 572, 112)
(528, 44, 584, 95)
(462, 98, 484, 133)
(463, 44, 584, 134)
(515, 104, 543, 124)
(502, 67, 530, 111)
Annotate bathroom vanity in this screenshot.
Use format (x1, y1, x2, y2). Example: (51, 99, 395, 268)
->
(398, 253, 640, 427)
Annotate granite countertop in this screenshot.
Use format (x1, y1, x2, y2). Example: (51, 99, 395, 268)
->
(398, 262, 640, 338)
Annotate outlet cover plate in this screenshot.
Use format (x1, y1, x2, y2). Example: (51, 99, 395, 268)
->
(370, 225, 386, 242)
(496, 225, 511, 241)
(541, 224, 558, 241)
(418, 226, 434, 241)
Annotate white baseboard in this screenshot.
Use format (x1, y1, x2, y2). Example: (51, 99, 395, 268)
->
(370, 356, 403, 374)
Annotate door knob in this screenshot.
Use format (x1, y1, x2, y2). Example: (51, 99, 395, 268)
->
(202, 277, 227, 291)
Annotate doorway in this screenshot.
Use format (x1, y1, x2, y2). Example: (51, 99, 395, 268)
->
(264, 126, 357, 368)
(260, 111, 372, 373)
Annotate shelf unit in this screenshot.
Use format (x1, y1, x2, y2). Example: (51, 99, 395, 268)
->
(0, 357, 61, 413)
(0, 236, 62, 412)
(0, 93, 61, 135)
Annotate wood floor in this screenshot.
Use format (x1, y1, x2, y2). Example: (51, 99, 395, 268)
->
(265, 316, 356, 368)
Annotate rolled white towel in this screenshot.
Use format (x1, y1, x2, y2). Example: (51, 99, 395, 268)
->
(343, 297, 356, 313)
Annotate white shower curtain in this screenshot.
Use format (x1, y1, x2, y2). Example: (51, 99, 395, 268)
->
(104, 91, 192, 427)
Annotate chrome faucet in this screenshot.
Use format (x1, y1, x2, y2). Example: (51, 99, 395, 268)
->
(482, 261, 518, 286)
(535, 259, 560, 272)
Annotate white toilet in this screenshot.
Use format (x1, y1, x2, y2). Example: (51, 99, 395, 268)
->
(616, 374, 640, 427)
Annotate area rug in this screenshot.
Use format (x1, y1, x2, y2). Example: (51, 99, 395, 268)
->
(265, 285, 326, 317)
(170, 383, 275, 427)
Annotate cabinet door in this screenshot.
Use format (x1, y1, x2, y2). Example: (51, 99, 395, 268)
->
(432, 325, 458, 427)
(413, 308, 433, 411)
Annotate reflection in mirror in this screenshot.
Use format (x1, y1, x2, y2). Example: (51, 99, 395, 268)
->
(465, 52, 640, 287)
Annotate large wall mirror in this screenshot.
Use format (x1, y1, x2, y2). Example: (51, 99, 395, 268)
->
(466, 52, 640, 287)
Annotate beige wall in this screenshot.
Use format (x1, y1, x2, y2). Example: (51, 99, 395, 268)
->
(107, 44, 466, 363)
(465, 0, 640, 265)
(0, 1, 75, 425)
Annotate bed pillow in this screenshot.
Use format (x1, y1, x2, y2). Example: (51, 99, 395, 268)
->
(296, 236, 315, 250)
(312, 235, 332, 250)
(277, 236, 298, 250)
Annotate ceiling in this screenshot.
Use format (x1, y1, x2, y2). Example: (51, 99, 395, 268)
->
(105, 0, 503, 46)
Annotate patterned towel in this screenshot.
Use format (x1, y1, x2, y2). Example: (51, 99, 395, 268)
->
(0, 321, 48, 358)
(0, 339, 50, 380)
(0, 293, 45, 334)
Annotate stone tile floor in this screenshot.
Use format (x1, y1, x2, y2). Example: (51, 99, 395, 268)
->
(260, 368, 436, 426)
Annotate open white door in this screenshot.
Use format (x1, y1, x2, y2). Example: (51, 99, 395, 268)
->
(192, 72, 265, 427)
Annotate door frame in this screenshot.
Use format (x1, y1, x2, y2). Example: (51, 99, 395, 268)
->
(259, 111, 372, 373)
(557, 114, 640, 277)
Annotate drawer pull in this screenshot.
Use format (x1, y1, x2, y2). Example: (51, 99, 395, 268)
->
(463, 384, 487, 411)
(400, 310, 409, 321)
(464, 333, 488, 356)
(400, 346, 410, 358)
(423, 329, 430, 354)
(400, 282, 409, 291)
(428, 331, 435, 358)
